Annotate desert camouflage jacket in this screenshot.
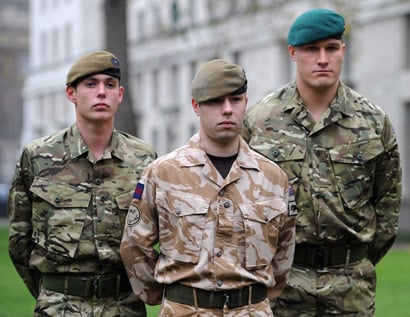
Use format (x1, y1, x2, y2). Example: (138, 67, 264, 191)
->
(8, 123, 156, 297)
(120, 133, 296, 305)
(242, 81, 402, 265)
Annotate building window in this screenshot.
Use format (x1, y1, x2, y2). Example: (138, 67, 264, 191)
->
(405, 102, 410, 176)
(37, 94, 46, 126)
(405, 14, 410, 69)
(189, 0, 196, 25)
(171, 65, 179, 104)
(137, 11, 146, 41)
(152, 5, 161, 35)
(165, 109, 178, 153)
(152, 128, 159, 154)
(40, 31, 48, 66)
(64, 23, 72, 59)
(208, 0, 215, 21)
(40, 0, 47, 11)
(52, 27, 59, 63)
(190, 61, 197, 81)
(152, 69, 158, 107)
(171, 0, 179, 29)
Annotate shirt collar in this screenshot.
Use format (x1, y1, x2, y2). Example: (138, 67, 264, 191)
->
(67, 123, 123, 161)
(281, 81, 355, 118)
(179, 133, 260, 171)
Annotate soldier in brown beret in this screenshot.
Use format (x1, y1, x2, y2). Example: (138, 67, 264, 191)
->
(120, 59, 296, 316)
(8, 50, 156, 316)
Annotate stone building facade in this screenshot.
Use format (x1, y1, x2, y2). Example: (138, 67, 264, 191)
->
(21, 0, 410, 230)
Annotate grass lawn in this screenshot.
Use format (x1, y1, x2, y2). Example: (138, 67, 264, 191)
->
(0, 227, 160, 316)
(1, 226, 408, 316)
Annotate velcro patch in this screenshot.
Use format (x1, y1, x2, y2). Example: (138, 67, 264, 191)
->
(288, 187, 298, 216)
(126, 204, 141, 226)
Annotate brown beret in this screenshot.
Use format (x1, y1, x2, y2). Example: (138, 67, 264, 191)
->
(191, 59, 247, 103)
(66, 50, 121, 86)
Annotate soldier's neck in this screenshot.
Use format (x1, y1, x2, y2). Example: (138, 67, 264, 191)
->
(76, 120, 114, 159)
(296, 79, 338, 122)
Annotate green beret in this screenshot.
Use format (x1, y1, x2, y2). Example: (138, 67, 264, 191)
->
(191, 59, 247, 103)
(66, 50, 121, 86)
(287, 8, 345, 46)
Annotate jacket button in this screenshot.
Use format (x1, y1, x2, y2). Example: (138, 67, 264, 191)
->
(271, 149, 280, 157)
(54, 196, 62, 203)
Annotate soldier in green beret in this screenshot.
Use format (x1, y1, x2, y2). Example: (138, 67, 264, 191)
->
(242, 8, 402, 317)
(120, 59, 296, 316)
(8, 50, 156, 316)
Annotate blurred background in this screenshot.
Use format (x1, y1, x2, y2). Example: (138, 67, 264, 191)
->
(0, 0, 409, 239)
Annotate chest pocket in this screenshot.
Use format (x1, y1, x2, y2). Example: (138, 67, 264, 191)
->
(30, 177, 91, 258)
(115, 190, 133, 223)
(250, 139, 306, 184)
(96, 189, 134, 247)
(156, 190, 209, 264)
(329, 138, 384, 209)
(240, 198, 286, 270)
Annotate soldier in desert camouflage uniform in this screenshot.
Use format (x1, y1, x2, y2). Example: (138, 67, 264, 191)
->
(8, 50, 156, 317)
(242, 8, 402, 317)
(120, 59, 296, 317)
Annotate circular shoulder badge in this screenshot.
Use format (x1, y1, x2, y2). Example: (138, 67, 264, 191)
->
(126, 204, 141, 226)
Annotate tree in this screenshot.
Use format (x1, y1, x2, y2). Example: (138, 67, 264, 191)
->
(104, 0, 139, 136)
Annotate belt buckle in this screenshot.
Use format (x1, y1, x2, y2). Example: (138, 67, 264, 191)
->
(315, 248, 325, 268)
(223, 292, 231, 308)
(81, 275, 101, 298)
(93, 275, 102, 298)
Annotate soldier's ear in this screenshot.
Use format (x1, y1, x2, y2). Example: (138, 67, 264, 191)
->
(191, 98, 200, 117)
(66, 86, 77, 103)
(288, 45, 297, 61)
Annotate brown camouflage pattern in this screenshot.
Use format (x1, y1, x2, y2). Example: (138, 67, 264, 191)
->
(242, 81, 402, 316)
(160, 297, 274, 316)
(120, 134, 296, 311)
(8, 123, 156, 316)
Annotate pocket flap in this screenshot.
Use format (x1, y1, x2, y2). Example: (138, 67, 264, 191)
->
(240, 199, 285, 223)
(30, 177, 91, 208)
(157, 189, 209, 216)
(329, 139, 384, 164)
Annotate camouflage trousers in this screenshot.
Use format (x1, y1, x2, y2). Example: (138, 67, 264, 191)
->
(271, 258, 376, 317)
(34, 287, 146, 316)
(159, 297, 273, 317)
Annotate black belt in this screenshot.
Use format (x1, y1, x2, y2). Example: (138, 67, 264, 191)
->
(293, 244, 368, 268)
(165, 284, 267, 309)
(42, 272, 132, 298)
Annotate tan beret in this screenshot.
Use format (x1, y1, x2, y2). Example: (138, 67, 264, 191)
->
(191, 59, 247, 103)
(66, 50, 121, 86)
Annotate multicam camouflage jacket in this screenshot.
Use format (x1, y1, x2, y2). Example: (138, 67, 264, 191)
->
(120, 133, 296, 305)
(242, 81, 402, 265)
(8, 123, 156, 298)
